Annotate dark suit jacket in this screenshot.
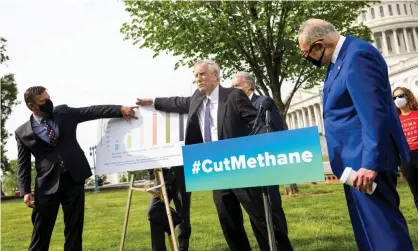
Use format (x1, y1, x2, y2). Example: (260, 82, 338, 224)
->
(154, 86, 259, 145)
(251, 94, 284, 131)
(15, 105, 123, 196)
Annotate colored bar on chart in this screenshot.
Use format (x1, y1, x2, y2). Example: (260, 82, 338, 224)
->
(179, 113, 184, 141)
(140, 123, 144, 147)
(166, 112, 170, 143)
(127, 134, 132, 149)
(152, 112, 157, 145)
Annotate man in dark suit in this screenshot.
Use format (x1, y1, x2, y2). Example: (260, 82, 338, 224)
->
(147, 166, 191, 251)
(136, 60, 293, 251)
(15, 86, 137, 251)
(232, 72, 292, 250)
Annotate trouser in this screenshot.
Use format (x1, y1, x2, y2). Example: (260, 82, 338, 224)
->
(148, 167, 191, 251)
(29, 173, 85, 251)
(213, 186, 293, 251)
(401, 149, 418, 210)
(344, 170, 414, 251)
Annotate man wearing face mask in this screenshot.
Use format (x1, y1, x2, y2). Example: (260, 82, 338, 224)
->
(15, 86, 138, 251)
(298, 19, 413, 250)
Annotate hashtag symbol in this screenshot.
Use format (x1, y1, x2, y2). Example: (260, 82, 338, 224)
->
(192, 161, 201, 174)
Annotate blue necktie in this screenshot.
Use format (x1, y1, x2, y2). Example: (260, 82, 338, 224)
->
(204, 98, 212, 142)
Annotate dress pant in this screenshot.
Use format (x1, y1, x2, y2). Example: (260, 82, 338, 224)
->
(29, 172, 85, 251)
(401, 149, 418, 210)
(213, 186, 293, 251)
(148, 167, 191, 251)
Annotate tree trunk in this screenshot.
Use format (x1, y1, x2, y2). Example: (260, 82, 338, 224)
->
(284, 184, 298, 196)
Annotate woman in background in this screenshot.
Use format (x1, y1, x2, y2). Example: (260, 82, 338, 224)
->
(393, 86, 418, 210)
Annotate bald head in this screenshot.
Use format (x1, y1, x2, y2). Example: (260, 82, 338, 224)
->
(298, 19, 339, 45)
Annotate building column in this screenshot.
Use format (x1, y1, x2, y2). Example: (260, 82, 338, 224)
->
(307, 106, 313, 127)
(296, 110, 302, 129)
(288, 112, 296, 129)
(381, 30, 389, 56)
(313, 105, 322, 134)
(300, 108, 306, 128)
(393, 29, 400, 54)
(371, 33, 377, 48)
(403, 28, 411, 52)
(412, 27, 418, 52)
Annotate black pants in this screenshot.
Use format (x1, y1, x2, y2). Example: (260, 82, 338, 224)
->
(29, 173, 85, 251)
(402, 150, 418, 210)
(213, 186, 293, 251)
(148, 167, 192, 251)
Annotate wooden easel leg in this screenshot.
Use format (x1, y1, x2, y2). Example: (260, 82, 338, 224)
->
(155, 168, 179, 251)
(119, 175, 135, 251)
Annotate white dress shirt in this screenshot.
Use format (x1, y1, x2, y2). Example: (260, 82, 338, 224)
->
(198, 85, 219, 142)
(248, 92, 254, 101)
(331, 35, 346, 64)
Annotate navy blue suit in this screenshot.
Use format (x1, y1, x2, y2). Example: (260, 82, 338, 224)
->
(323, 35, 413, 250)
(251, 94, 284, 131)
(250, 93, 292, 250)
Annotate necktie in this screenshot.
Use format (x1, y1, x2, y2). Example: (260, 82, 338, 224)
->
(204, 98, 212, 142)
(41, 118, 57, 146)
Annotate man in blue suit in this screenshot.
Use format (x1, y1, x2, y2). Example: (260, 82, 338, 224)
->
(232, 72, 292, 250)
(298, 19, 413, 250)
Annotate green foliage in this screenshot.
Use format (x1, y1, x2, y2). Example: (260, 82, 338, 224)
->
(119, 175, 128, 183)
(2, 160, 36, 196)
(121, 1, 373, 123)
(127, 170, 149, 181)
(1, 37, 20, 172)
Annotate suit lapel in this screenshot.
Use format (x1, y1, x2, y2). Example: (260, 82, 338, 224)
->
(217, 86, 227, 139)
(322, 36, 352, 114)
(25, 116, 51, 148)
(188, 93, 205, 122)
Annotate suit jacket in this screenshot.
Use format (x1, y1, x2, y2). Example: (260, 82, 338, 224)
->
(322, 35, 410, 178)
(251, 94, 284, 131)
(154, 86, 259, 145)
(15, 104, 123, 196)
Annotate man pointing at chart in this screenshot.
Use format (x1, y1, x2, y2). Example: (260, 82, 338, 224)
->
(298, 19, 413, 250)
(136, 59, 293, 251)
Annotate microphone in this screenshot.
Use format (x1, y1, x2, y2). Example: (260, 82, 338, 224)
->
(251, 99, 274, 134)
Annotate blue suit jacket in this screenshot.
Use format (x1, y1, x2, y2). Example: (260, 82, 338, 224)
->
(251, 94, 284, 131)
(323, 35, 410, 178)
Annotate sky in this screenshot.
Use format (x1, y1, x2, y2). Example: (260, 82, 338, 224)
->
(0, 0, 293, 166)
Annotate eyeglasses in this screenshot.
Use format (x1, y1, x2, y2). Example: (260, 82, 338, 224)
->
(393, 94, 405, 100)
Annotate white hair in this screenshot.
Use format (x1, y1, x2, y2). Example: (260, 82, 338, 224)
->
(235, 71, 256, 90)
(194, 59, 221, 83)
(298, 19, 339, 45)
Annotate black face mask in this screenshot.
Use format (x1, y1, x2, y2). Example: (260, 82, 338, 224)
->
(307, 46, 326, 68)
(39, 99, 54, 117)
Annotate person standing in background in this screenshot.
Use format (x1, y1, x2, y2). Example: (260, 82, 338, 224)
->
(393, 86, 418, 210)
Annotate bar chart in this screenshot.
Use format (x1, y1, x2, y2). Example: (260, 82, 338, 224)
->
(96, 106, 188, 174)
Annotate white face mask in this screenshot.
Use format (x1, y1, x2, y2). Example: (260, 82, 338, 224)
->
(394, 97, 407, 109)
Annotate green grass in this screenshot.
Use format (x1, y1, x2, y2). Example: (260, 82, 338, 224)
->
(2, 182, 417, 251)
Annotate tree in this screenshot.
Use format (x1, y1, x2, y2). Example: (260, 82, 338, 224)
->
(121, 1, 373, 195)
(1, 37, 20, 173)
(2, 160, 36, 196)
(128, 170, 149, 181)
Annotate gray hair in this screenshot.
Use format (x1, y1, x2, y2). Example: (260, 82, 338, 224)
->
(235, 71, 256, 90)
(298, 19, 339, 45)
(194, 59, 221, 83)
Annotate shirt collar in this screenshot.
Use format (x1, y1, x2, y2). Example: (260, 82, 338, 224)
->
(248, 92, 254, 101)
(33, 114, 44, 124)
(206, 84, 220, 102)
(331, 35, 346, 64)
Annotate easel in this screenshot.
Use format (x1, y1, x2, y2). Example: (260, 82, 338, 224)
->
(119, 168, 179, 251)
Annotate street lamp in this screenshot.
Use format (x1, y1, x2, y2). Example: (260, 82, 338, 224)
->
(89, 145, 99, 192)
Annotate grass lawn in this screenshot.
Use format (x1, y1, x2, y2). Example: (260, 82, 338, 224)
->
(2, 182, 417, 251)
